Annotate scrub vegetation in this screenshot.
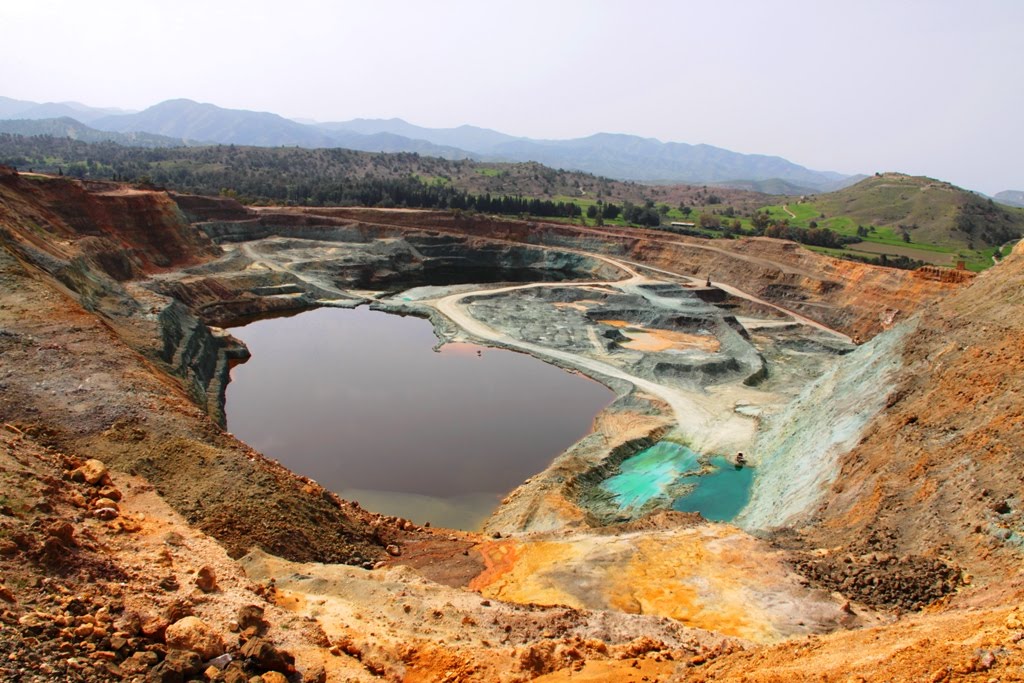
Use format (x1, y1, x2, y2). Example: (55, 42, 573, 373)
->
(3, 134, 1020, 271)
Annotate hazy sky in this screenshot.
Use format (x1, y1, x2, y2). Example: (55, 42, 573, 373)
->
(2, 0, 1021, 194)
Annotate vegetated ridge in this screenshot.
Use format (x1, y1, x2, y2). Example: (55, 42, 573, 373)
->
(0, 117, 188, 148)
(805, 173, 1024, 248)
(751, 173, 1024, 273)
(2, 96, 853, 191)
(0, 133, 769, 212)
(317, 117, 855, 191)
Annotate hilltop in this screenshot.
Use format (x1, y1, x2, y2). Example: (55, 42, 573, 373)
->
(995, 190, 1024, 208)
(807, 173, 1024, 248)
(745, 173, 1024, 271)
(2, 96, 854, 191)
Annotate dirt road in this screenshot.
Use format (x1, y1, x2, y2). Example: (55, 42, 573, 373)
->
(431, 255, 760, 453)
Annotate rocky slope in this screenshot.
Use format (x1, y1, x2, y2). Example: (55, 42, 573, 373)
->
(1, 171, 1021, 681)
(795, 241, 1024, 580)
(268, 206, 967, 340)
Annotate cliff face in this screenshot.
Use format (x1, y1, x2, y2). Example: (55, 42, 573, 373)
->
(0, 170, 219, 276)
(0, 170, 232, 421)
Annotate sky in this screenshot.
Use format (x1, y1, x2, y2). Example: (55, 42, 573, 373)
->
(1, 0, 1021, 194)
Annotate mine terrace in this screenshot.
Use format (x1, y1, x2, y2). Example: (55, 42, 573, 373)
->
(0, 167, 1020, 681)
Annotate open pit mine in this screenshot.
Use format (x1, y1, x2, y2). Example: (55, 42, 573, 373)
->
(0, 167, 1021, 682)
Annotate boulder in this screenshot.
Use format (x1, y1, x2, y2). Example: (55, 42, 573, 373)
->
(164, 616, 225, 660)
(71, 459, 109, 485)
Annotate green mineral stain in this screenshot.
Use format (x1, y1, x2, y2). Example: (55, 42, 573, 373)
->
(601, 442, 754, 522)
(599, 441, 700, 510)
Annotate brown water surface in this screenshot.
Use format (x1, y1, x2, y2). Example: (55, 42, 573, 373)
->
(226, 306, 613, 529)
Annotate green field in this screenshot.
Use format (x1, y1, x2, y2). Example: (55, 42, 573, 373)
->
(757, 198, 1006, 271)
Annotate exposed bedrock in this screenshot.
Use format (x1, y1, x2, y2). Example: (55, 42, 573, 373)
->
(153, 220, 620, 327)
(0, 178, 242, 427)
(156, 300, 247, 426)
(736, 320, 915, 530)
(1, 227, 242, 428)
(277, 207, 965, 341)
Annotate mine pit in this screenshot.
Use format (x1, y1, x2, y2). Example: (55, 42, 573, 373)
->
(3, 176, 1006, 680)
(195, 220, 856, 542)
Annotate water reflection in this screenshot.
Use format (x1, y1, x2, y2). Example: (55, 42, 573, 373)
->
(226, 306, 613, 530)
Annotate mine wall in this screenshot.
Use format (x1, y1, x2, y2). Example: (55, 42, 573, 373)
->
(0, 175, 422, 565)
(0, 175, 240, 426)
(151, 218, 621, 329)
(737, 321, 916, 530)
(5, 178, 1007, 569)
(275, 206, 967, 341)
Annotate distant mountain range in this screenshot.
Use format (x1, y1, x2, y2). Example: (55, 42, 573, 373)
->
(994, 190, 1024, 208)
(0, 96, 858, 192)
(0, 117, 187, 148)
(0, 96, 135, 124)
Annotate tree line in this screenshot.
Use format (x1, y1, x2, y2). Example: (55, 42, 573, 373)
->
(0, 134, 923, 270)
(0, 134, 591, 218)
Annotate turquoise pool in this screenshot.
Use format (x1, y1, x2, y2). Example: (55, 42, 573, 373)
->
(600, 441, 754, 522)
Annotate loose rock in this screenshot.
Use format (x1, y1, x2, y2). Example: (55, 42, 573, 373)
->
(70, 459, 109, 485)
(195, 565, 218, 593)
(240, 637, 294, 673)
(164, 616, 225, 660)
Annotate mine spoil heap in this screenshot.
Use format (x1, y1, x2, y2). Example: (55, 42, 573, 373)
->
(0, 168, 1021, 682)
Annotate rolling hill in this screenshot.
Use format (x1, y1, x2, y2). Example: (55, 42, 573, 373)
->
(770, 174, 1024, 259)
(994, 190, 1024, 208)
(0, 117, 188, 147)
(804, 173, 1024, 249)
(3, 96, 854, 191)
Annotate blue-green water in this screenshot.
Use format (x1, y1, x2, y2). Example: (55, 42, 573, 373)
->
(671, 455, 754, 522)
(600, 441, 700, 509)
(600, 441, 754, 522)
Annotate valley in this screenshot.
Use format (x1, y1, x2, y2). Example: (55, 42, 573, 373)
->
(0, 168, 1021, 681)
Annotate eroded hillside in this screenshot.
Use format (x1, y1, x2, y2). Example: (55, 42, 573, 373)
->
(0, 169, 1021, 682)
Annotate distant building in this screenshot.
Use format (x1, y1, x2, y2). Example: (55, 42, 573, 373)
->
(670, 221, 696, 228)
